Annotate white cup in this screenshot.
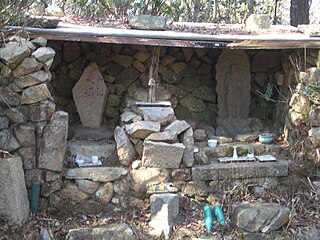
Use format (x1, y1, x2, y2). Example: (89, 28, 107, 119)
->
(92, 156, 99, 164)
(207, 139, 218, 148)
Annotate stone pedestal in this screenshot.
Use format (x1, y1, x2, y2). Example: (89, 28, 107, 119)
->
(0, 154, 29, 225)
(149, 193, 179, 238)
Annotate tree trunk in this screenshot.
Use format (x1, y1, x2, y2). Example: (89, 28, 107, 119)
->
(290, 0, 310, 27)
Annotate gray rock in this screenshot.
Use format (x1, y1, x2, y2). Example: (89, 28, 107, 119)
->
(289, 93, 311, 115)
(0, 86, 20, 107)
(45, 171, 61, 182)
(14, 124, 36, 147)
(0, 41, 30, 65)
(139, 106, 175, 125)
(0, 116, 9, 129)
(0, 155, 29, 225)
(38, 111, 68, 171)
(24, 169, 43, 188)
(13, 57, 43, 77)
(114, 126, 137, 166)
(245, 14, 271, 31)
(235, 133, 259, 142)
(164, 120, 190, 135)
(111, 53, 133, 68)
(15, 71, 52, 89)
(142, 141, 185, 168)
(41, 180, 61, 197)
(31, 47, 55, 63)
(149, 193, 179, 237)
(182, 147, 195, 167)
(113, 177, 130, 195)
(192, 86, 216, 102)
(232, 203, 289, 233)
(40, 227, 53, 240)
(120, 111, 141, 123)
(61, 182, 89, 204)
(129, 15, 166, 30)
(65, 167, 127, 182)
(67, 140, 115, 159)
(194, 129, 207, 142)
(65, 223, 135, 240)
(20, 83, 52, 105)
(95, 182, 114, 203)
(29, 100, 55, 122)
(5, 108, 26, 123)
(308, 127, 320, 147)
(171, 169, 191, 181)
(116, 67, 140, 88)
(76, 179, 100, 195)
(31, 37, 47, 47)
(0, 129, 20, 151)
(145, 131, 178, 143)
(126, 121, 160, 139)
(310, 107, 320, 127)
(18, 147, 36, 169)
(296, 226, 320, 240)
(180, 95, 205, 113)
(72, 63, 109, 128)
(194, 150, 209, 165)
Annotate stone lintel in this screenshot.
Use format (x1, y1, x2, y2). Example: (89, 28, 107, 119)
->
(192, 160, 289, 181)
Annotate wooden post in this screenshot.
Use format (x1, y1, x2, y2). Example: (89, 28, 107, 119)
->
(148, 46, 160, 103)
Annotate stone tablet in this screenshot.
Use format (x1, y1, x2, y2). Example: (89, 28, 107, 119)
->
(72, 63, 109, 128)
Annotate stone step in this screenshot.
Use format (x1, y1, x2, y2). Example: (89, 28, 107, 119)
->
(192, 159, 289, 181)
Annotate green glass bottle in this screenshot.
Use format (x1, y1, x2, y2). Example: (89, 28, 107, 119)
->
(204, 205, 213, 233)
(213, 205, 226, 225)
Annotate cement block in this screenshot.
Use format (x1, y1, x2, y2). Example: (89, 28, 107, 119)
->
(0, 155, 29, 225)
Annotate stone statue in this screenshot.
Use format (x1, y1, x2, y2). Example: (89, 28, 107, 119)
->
(148, 77, 157, 103)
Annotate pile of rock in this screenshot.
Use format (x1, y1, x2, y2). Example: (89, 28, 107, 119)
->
(114, 101, 195, 169)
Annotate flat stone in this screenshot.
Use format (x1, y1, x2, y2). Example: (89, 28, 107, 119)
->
(134, 51, 150, 62)
(114, 126, 137, 166)
(111, 53, 133, 68)
(31, 37, 47, 47)
(29, 100, 55, 122)
(61, 182, 89, 204)
(65, 167, 127, 182)
(20, 83, 52, 105)
(129, 15, 166, 30)
(76, 179, 100, 195)
(142, 141, 185, 168)
(149, 193, 179, 236)
(164, 120, 190, 135)
(14, 124, 36, 147)
(13, 57, 43, 77)
(192, 160, 289, 180)
(72, 63, 109, 127)
(15, 71, 51, 89)
(38, 111, 68, 171)
(235, 133, 259, 142)
(0, 41, 30, 65)
(31, 47, 55, 63)
(120, 111, 141, 123)
(0, 155, 29, 225)
(67, 139, 115, 158)
(138, 106, 175, 125)
(65, 224, 135, 240)
(232, 203, 289, 233)
(95, 182, 114, 204)
(126, 121, 160, 139)
(145, 131, 178, 143)
(0, 86, 20, 107)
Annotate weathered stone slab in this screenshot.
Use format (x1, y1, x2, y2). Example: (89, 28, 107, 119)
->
(164, 120, 190, 135)
(114, 126, 137, 166)
(65, 167, 127, 182)
(31, 47, 55, 63)
(76, 180, 100, 195)
(138, 106, 175, 125)
(72, 63, 109, 127)
(38, 111, 68, 171)
(0, 155, 29, 225)
(0, 129, 20, 151)
(0, 116, 9, 129)
(0, 41, 30, 65)
(129, 15, 166, 30)
(13, 57, 43, 77)
(289, 93, 311, 115)
(5, 108, 26, 123)
(67, 140, 115, 158)
(232, 203, 289, 233)
(95, 182, 114, 204)
(20, 83, 52, 105)
(192, 160, 289, 181)
(0, 87, 20, 107)
(146, 131, 178, 143)
(142, 141, 185, 168)
(120, 111, 141, 123)
(15, 71, 51, 89)
(126, 121, 160, 139)
(65, 224, 135, 240)
(150, 193, 179, 237)
(18, 147, 36, 170)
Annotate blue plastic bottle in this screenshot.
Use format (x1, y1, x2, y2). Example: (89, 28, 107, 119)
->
(213, 205, 226, 225)
(204, 205, 213, 233)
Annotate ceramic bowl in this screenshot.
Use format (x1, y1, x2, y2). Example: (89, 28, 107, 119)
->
(258, 133, 273, 144)
(207, 139, 218, 148)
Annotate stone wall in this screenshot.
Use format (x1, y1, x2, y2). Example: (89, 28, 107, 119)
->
(284, 49, 320, 165)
